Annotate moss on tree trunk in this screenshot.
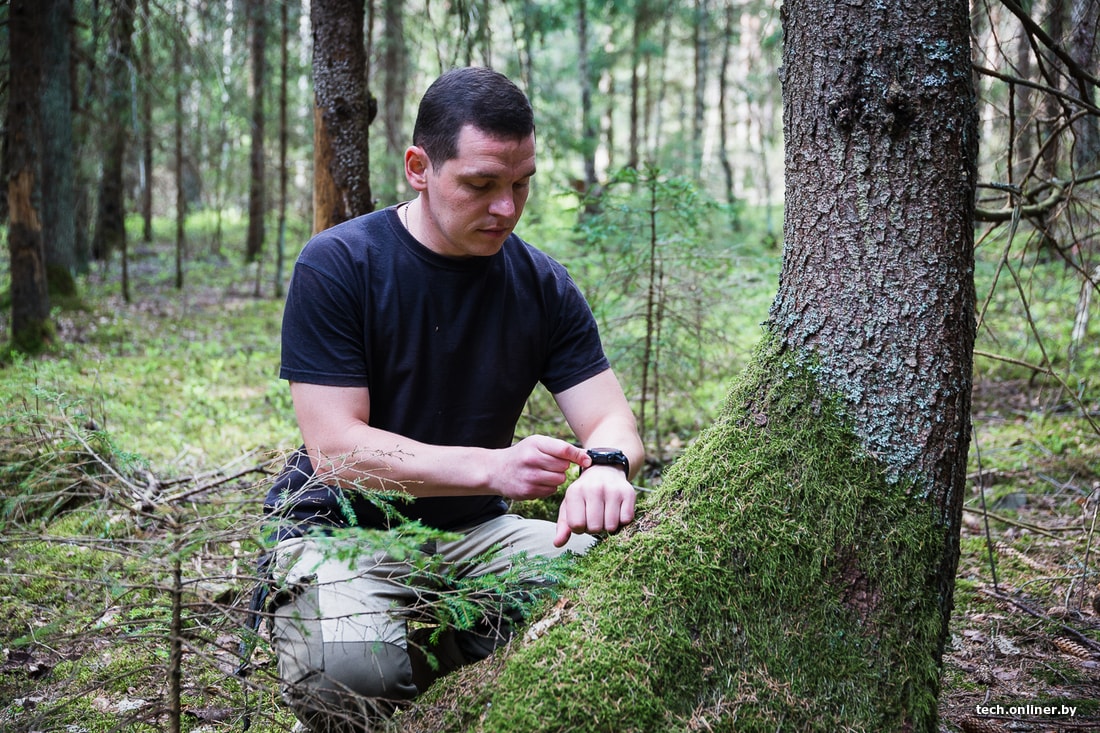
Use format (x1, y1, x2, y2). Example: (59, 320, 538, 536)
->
(402, 337, 951, 732)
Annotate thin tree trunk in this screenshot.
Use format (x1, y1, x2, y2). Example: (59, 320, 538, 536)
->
(274, 0, 290, 298)
(1011, 5, 1035, 185)
(628, 3, 643, 170)
(246, 0, 266, 264)
(717, 0, 736, 220)
(381, 0, 409, 204)
(41, 0, 78, 299)
(311, 0, 374, 233)
(1070, 0, 1100, 174)
(140, 0, 154, 244)
(7, 0, 53, 353)
(1039, 0, 1067, 185)
(92, 0, 135, 296)
(174, 0, 186, 290)
(577, 0, 598, 198)
(691, 0, 709, 176)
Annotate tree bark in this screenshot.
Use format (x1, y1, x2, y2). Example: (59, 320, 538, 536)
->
(380, 0, 409, 203)
(274, 0, 290, 299)
(775, 0, 976, 505)
(691, 0, 710, 176)
(399, 0, 977, 731)
(7, 0, 54, 353)
(92, 0, 135, 286)
(40, 0, 78, 300)
(717, 0, 735, 217)
(1069, 0, 1100, 173)
(577, 0, 598, 198)
(245, 0, 267, 263)
(311, 0, 374, 234)
(775, 0, 977, 652)
(139, 0, 154, 244)
(173, 0, 186, 290)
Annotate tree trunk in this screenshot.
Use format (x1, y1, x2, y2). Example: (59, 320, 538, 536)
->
(173, 0, 186, 290)
(7, 0, 54, 353)
(1069, 0, 1100, 173)
(380, 0, 409, 204)
(311, 0, 374, 234)
(577, 0, 598, 198)
(691, 0, 710, 176)
(92, 0, 135, 288)
(1011, 14, 1035, 185)
(1039, 0, 1066, 185)
(140, 0, 154, 244)
(41, 0, 78, 300)
(274, 0, 290, 299)
(400, 0, 977, 731)
(776, 0, 976, 501)
(717, 0, 735, 217)
(628, 6, 642, 171)
(245, 0, 266, 263)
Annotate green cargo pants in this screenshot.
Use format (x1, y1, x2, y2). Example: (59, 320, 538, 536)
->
(270, 514, 595, 732)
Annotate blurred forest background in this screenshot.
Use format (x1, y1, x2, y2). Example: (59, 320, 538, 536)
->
(0, 0, 1098, 731)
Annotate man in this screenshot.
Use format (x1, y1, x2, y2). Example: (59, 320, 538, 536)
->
(264, 66, 644, 732)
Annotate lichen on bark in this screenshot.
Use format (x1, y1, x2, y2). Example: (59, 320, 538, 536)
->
(402, 334, 951, 733)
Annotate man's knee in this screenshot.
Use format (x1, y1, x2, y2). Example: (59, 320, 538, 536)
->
(280, 640, 417, 731)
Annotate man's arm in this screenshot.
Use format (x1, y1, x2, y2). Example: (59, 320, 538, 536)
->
(552, 368, 646, 547)
(290, 381, 590, 501)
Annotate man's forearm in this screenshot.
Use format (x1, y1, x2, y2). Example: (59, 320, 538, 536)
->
(303, 425, 495, 498)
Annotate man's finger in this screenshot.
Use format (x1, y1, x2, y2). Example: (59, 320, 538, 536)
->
(537, 436, 590, 467)
(553, 513, 572, 548)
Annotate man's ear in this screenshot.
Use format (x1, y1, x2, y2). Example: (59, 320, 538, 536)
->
(405, 146, 430, 191)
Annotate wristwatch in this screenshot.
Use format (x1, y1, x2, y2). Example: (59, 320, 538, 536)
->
(584, 447, 630, 477)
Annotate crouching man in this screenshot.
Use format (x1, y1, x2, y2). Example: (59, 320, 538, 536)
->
(263, 66, 644, 732)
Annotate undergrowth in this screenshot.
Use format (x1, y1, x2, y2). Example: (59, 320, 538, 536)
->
(0, 212, 1097, 731)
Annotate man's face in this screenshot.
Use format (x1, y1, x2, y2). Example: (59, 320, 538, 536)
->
(408, 125, 536, 259)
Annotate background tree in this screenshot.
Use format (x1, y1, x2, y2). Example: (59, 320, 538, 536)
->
(376, 0, 410, 205)
(173, 0, 186, 290)
(311, 0, 375, 233)
(91, 0, 135, 302)
(6, 0, 53, 354)
(245, 0, 267, 266)
(274, 0, 292, 299)
(40, 0, 78, 301)
(139, 0, 154, 245)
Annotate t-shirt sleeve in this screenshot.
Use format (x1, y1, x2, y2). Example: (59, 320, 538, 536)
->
(540, 270, 611, 395)
(279, 250, 371, 388)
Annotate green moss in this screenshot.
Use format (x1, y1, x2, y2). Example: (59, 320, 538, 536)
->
(414, 334, 956, 732)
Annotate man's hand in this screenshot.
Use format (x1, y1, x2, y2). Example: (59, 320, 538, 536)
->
(554, 464, 636, 547)
(487, 435, 590, 501)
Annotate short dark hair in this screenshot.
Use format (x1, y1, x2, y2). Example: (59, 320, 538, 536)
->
(412, 67, 534, 165)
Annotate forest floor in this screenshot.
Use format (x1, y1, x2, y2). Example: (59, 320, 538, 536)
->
(0, 238, 1098, 731)
(936, 379, 1100, 733)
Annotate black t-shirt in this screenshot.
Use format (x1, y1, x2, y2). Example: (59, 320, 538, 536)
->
(265, 205, 610, 532)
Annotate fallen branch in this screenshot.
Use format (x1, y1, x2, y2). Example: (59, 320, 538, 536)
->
(980, 587, 1100, 655)
(962, 506, 1070, 539)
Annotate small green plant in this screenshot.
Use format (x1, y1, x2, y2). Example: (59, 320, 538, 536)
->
(571, 166, 760, 464)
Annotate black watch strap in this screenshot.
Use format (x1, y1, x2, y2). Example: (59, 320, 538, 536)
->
(584, 447, 630, 477)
